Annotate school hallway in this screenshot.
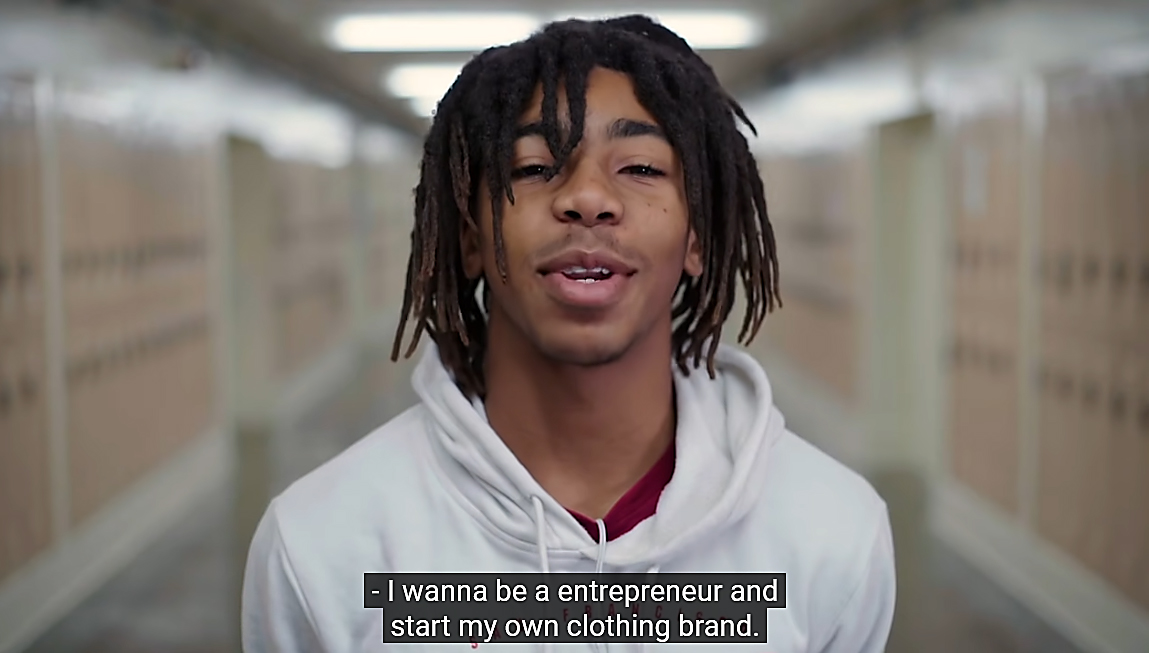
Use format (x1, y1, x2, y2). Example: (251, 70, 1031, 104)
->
(2, 1, 1148, 652)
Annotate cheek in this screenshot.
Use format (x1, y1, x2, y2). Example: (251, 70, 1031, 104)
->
(645, 204, 691, 262)
(477, 199, 542, 283)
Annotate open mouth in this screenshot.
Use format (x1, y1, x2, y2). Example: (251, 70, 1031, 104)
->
(537, 253, 637, 308)
(556, 265, 616, 283)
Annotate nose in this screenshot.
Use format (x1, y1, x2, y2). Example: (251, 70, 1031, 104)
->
(551, 160, 623, 226)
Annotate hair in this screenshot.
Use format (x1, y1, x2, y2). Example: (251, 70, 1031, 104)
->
(391, 14, 781, 398)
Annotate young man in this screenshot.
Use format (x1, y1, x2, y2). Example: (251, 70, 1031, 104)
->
(243, 15, 895, 653)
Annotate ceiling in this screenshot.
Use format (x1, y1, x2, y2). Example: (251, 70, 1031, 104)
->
(145, 0, 923, 135)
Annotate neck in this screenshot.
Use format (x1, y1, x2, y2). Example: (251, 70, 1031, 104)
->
(482, 319, 676, 520)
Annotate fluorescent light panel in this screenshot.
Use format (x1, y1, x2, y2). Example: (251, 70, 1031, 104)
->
(653, 11, 763, 49)
(328, 13, 540, 52)
(385, 63, 465, 99)
(408, 96, 441, 118)
(552, 10, 764, 49)
(356, 10, 765, 117)
(330, 10, 762, 52)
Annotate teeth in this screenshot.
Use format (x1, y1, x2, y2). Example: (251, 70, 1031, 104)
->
(562, 266, 611, 275)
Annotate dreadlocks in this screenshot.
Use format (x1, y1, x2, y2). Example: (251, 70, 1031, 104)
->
(391, 14, 781, 398)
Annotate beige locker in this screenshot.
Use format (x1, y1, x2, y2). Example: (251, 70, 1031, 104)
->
(0, 104, 15, 322)
(1105, 346, 1144, 598)
(1136, 78, 1149, 347)
(1061, 332, 1094, 563)
(1057, 95, 1087, 339)
(0, 328, 16, 581)
(12, 330, 51, 570)
(1089, 87, 1116, 342)
(1130, 352, 1149, 612)
(985, 317, 1021, 514)
(1040, 91, 1075, 334)
(1073, 337, 1112, 575)
(1108, 80, 1141, 347)
(1036, 330, 1083, 555)
(1035, 344, 1067, 549)
(946, 328, 966, 482)
(950, 317, 982, 495)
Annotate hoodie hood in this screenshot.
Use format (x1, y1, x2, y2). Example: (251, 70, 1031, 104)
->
(412, 342, 786, 570)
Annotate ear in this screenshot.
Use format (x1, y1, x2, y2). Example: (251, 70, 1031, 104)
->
(460, 214, 484, 280)
(683, 228, 703, 277)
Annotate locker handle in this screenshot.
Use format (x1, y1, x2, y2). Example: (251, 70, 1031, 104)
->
(20, 373, 38, 401)
(1112, 259, 1128, 290)
(1055, 255, 1072, 293)
(1140, 402, 1149, 434)
(128, 246, 144, 274)
(989, 352, 1010, 375)
(1056, 374, 1074, 398)
(1140, 262, 1149, 294)
(1111, 391, 1127, 420)
(0, 382, 10, 415)
(17, 259, 32, 284)
(1082, 381, 1100, 408)
(64, 252, 82, 275)
(1082, 257, 1100, 287)
(0, 260, 7, 290)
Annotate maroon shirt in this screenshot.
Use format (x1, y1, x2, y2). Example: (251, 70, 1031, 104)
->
(566, 441, 676, 542)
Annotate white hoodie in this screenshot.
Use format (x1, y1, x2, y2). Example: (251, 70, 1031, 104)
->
(242, 343, 896, 652)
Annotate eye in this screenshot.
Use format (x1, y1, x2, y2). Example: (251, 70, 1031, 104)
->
(511, 164, 551, 179)
(621, 164, 665, 177)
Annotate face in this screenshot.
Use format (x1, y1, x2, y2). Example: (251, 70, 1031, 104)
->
(461, 67, 703, 367)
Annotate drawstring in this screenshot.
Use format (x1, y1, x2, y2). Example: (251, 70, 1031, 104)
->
(530, 497, 553, 653)
(594, 519, 609, 653)
(532, 502, 664, 652)
(594, 519, 608, 574)
(531, 496, 550, 573)
(640, 563, 661, 652)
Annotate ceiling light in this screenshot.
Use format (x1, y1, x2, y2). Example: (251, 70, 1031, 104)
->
(408, 96, 441, 118)
(551, 10, 764, 49)
(327, 13, 540, 52)
(384, 63, 465, 99)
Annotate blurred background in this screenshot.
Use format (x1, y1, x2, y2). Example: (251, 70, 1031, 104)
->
(0, 0, 1147, 651)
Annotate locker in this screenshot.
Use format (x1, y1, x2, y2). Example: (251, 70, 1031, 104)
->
(12, 330, 52, 572)
(947, 326, 968, 484)
(1077, 85, 1118, 341)
(0, 329, 15, 580)
(0, 101, 16, 321)
(1058, 91, 1090, 339)
(951, 316, 989, 496)
(1073, 337, 1112, 574)
(1040, 88, 1077, 334)
(1131, 352, 1149, 612)
(1035, 346, 1062, 546)
(1036, 330, 1082, 554)
(1105, 347, 1144, 599)
(986, 316, 1021, 514)
(1135, 76, 1149, 346)
(1061, 332, 1095, 563)
(1104, 79, 1137, 346)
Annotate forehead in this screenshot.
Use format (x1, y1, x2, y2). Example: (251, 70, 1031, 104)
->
(518, 67, 660, 129)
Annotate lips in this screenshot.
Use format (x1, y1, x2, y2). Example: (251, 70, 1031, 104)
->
(537, 251, 637, 278)
(537, 250, 637, 309)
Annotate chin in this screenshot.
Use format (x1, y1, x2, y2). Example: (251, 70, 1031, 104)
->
(532, 330, 634, 367)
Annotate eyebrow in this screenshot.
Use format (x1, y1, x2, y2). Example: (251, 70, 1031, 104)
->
(513, 118, 667, 143)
